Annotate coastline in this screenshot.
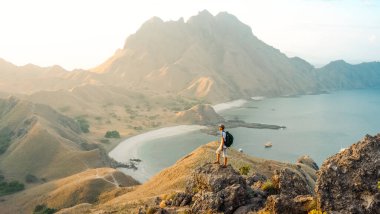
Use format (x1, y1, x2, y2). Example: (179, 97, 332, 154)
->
(108, 99, 248, 182)
(108, 125, 206, 162)
(109, 98, 249, 161)
(212, 99, 247, 113)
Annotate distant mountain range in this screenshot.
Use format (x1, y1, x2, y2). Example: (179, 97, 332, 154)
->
(1, 10, 379, 103)
(0, 10, 379, 213)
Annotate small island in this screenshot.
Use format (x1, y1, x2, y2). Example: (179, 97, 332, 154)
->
(175, 104, 286, 136)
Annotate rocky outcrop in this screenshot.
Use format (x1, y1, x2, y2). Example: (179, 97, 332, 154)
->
(272, 167, 314, 197)
(263, 194, 315, 214)
(297, 155, 319, 170)
(186, 163, 252, 214)
(316, 134, 380, 213)
(264, 166, 316, 214)
(175, 104, 224, 125)
(260, 157, 319, 214)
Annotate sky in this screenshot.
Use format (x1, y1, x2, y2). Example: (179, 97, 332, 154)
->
(0, 0, 379, 70)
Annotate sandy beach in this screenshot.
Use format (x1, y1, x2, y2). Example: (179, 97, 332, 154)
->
(212, 99, 247, 113)
(109, 99, 248, 182)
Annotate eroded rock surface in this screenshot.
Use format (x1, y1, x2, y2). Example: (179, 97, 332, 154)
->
(316, 134, 380, 214)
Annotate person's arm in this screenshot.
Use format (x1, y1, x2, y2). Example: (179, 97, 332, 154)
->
(221, 131, 225, 147)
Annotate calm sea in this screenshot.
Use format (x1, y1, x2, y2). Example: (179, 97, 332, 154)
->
(118, 88, 380, 182)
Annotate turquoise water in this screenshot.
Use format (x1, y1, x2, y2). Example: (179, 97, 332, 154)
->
(122, 88, 380, 182)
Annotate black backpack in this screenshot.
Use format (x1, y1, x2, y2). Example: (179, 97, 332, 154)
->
(224, 131, 234, 147)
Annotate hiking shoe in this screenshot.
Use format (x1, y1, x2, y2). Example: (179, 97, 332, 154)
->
(213, 161, 220, 164)
(221, 165, 227, 168)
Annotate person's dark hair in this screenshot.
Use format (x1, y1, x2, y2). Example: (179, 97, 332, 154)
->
(219, 124, 225, 130)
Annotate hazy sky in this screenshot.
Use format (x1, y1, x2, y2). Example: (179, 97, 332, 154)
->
(0, 0, 379, 70)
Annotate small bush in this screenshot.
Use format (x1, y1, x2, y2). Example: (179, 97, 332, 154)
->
(0, 180, 25, 196)
(261, 180, 278, 195)
(308, 209, 327, 214)
(76, 118, 90, 133)
(33, 204, 57, 214)
(239, 165, 250, 175)
(0, 128, 12, 154)
(378, 180, 380, 190)
(305, 198, 318, 211)
(105, 130, 120, 138)
(25, 174, 39, 183)
(159, 200, 167, 208)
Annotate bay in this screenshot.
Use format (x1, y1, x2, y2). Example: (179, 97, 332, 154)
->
(113, 88, 380, 182)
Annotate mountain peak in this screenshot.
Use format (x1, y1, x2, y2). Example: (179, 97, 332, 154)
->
(187, 10, 215, 25)
(197, 9, 214, 18)
(146, 16, 164, 24)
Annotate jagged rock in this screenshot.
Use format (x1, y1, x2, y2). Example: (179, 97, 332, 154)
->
(316, 134, 380, 213)
(259, 161, 318, 213)
(186, 163, 251, 214)
(233, 204, 257, 214)
(191, 191, 224, 213)
(246, 172, 267, 186)
(272, 167, 314, 197)
(297, 155, 319, 170)
(171, 192, 192, 206)
(261, 194, 315, 214)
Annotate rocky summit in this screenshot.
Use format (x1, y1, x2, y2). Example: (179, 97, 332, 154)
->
(316, 134, 380, 214)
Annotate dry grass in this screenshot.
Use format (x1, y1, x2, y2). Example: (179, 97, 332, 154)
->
(0, 168, 139, 213)
(95, 141, 315, 212)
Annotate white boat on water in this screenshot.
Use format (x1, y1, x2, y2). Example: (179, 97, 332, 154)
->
(265, 142, 272, 148)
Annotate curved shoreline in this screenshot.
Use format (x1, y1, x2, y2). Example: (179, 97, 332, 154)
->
(108, 99, 249, 182)
(212, 99, 247, 113)
(108, 125, 206, 162)
(109, 99, 249, 162)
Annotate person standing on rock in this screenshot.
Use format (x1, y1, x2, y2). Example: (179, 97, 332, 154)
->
(214, 124, 228, 168)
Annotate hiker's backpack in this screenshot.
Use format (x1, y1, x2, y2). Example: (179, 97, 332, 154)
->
(224, 131, 234, 147)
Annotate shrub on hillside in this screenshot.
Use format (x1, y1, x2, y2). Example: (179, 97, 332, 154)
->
(76, 118, 90, 133)
(0, 128, 12, 154)
(25, 174, 39, 183)
(261, 180, 279, 195)
(239, 165, 250, 175)
(105, 130, 120, 138)
(0, 180, 25, 196)
(308, 209, 327, 214)
(33, 204, 57, 214)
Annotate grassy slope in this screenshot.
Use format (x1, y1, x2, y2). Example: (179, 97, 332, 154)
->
(0, 98, 108, 184)
(0, 168, 139, 213)
(93, 142, 316, 212)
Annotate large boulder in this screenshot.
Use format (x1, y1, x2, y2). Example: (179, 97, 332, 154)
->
(272, 167, 314, 198)
(316, 134, 380, 213)
(259, 160, 318, 214)
(262, 195, 315, 214)
(297, 155, 319, 170)
(186, 163, 251, 214)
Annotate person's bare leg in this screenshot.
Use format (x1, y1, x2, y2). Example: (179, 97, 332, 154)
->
(214, 153, 220, 164)
(223, 157, 227, 167)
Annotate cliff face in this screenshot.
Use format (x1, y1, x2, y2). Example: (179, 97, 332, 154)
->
(316, 134, 380, 213)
